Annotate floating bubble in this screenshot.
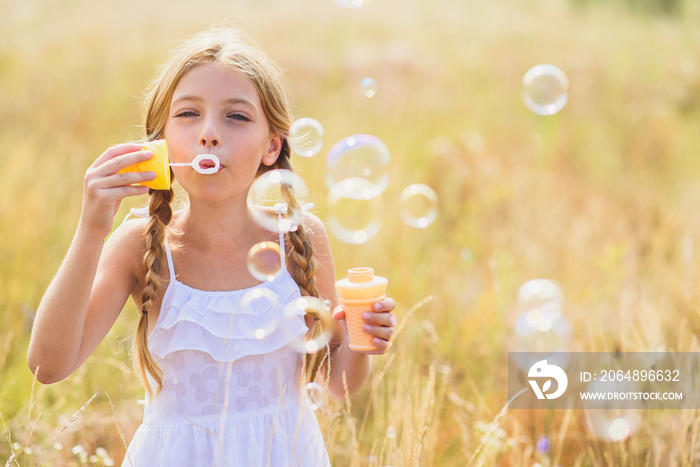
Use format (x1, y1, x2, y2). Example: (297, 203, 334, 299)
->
(238, 288, 281, 339)
(248, 169, 308, 233)
(289, 118, 324, 158)
(510, 301, 572, 371)
(460, 247, 474, 263)
(327, 179, 383, 245)
(361, 77, 377, 98)
(303, 382, 326, 411)
(517, 279, 564, 309)
(326, 134, 391, 199)
(386, 426, 397, 439)
(522, 64, 569, 116)
(332, 0, 372, 8)
(608, 417, 632, 442)
(584, 376, 640, 442)
(246, 241, 281, 282)
(586, 409, 639, 443)
(399, 183, 438, 229)
(285, 296, 335, 354)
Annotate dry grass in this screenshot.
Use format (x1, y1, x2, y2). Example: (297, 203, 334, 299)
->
(2, 0, 700, 464)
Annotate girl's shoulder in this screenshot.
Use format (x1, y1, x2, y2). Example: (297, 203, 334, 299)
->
(301, 210, 327, 239)
(301, 211, 333, 255)
(103, 217, 149, 281)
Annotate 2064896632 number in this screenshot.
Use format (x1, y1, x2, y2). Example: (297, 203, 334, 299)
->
(599, 369, 680, 382)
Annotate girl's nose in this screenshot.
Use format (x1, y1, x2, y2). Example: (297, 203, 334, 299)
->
(199, 117, 221, 147)
(201, 137, 219, 147)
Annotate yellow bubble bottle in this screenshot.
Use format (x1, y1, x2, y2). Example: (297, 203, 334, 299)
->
(118, 140, 171, 190)
(335, 267, 388, 351)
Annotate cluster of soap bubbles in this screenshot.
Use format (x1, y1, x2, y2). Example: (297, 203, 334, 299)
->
(246, 115, 440, 247)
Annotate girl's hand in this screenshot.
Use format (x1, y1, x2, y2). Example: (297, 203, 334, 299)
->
(332, 298, 396, 355)
(80, 143, 157, 237)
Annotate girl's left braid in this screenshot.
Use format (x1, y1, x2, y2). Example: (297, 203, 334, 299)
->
(272, 146, 328, 383)
(135, 187, 173, 398)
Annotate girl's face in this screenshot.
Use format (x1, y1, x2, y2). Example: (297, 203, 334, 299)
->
(163, 62, 282, 204)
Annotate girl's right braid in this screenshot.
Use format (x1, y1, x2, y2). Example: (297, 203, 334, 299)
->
(134, 187, 174, 398)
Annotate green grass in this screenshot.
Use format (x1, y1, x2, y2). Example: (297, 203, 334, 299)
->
(3, 0, 700, 464)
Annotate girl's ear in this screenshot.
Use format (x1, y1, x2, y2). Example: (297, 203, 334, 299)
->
(261, 133, 283, 166)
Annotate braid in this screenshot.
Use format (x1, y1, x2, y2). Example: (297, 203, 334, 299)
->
(273, 145, 328, 383)
(134, 187, 174, 398)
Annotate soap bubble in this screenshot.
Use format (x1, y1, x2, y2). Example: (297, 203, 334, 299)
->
(399, 184, 438, 229)
(517, 279, 564, 309)
(326, 134, 391, 199)
(586, 381, 640, 442)
(248, 169, 308, 233)
(460, 247, 474, 263)
(327, 179, 383, 244)
(238, 288, 281, 339)
(510, 301, 572, 371)
(246, 242, 281, 282)
(289, 118, 324, 157)
(285, 296, 335, 354)
(608, 417, 632, 441)
(522, 64, 569, 116)
(303, 382, 326, 411)
(361, 77, 377, 98)
(332, 0, 372, 8)
(585, 380, 640, 442)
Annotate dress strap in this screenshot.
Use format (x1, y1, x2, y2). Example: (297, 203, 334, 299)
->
(163, 238, 177, 280)
(278, 228, 286, 270)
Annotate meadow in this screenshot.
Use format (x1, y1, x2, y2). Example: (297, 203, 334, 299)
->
(2, 0, 700, 465)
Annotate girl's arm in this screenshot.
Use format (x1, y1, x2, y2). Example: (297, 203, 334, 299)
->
(303, 213, 395, 400)
(27, 144, 155, 384)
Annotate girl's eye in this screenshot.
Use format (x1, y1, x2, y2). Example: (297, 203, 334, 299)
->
(175, 111, 198, 118)
(229, 114, 251, 122)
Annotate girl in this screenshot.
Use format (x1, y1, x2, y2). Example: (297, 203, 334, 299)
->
(27, 26, 396, 466)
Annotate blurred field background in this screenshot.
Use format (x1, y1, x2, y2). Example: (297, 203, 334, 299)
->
(2, 0, 700, 465)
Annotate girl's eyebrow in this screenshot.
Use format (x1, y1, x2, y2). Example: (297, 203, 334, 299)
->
(172, 95, 256, 108)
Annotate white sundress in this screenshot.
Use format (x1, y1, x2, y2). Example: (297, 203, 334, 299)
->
(121, 232, 331, 467)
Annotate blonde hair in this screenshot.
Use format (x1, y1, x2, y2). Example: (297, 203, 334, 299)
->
(134, 26, 327, 398)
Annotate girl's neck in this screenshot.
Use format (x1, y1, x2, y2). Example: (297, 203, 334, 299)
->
(174, 197, 267, 251)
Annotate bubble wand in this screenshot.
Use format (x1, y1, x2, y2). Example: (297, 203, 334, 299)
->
(168, 154, 221, 175)
(119, 140, 220, 190)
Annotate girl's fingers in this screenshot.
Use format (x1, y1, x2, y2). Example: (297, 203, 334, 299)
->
(110, 185, 151, 199)
(371, 297, 396, 313)
(86, 168, 156, 194)
(104, 170, 157, 187)
(362, 322, 395, 342)
(355, 337, 392, 355)
(362, 311, 396, 327)
(90, 143, 146, 169)
(96, 149, 154, 175)
(371, 337, 392, 353)
(332, 305, 345, 320)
